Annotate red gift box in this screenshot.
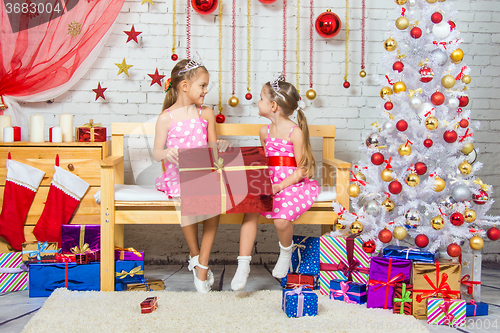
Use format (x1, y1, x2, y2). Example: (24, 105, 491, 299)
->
(285, 273, 315, 289)
(76, 119, 106, 142)
(141, 296, 158, 314)
(178, 146, 273, 216)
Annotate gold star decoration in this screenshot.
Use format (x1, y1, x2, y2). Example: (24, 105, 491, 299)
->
(68, 21, 82, 38)
(462, 259, 469, 268)
(141, 0, 154, 5)
(115, 58, 133, 77)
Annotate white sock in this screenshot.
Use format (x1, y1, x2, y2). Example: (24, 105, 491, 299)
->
(272, 242, 293, 279)
(231, 256, 252, 291)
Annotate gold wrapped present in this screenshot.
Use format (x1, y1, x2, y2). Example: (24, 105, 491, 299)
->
(125, 279, 164, 291)
(22, 241, 60, 262)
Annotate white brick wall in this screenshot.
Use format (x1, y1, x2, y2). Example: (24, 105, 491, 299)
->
(17, 0, 500, 263)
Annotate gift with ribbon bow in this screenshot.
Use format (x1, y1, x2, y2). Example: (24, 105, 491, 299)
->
(283, 273, 315, 290)
(460, 248, 482, 302)
(76, 119, 107, 142)
(367, 257, 411, 309)
(0, 252, 28, 293)
(61, 225, 100, 255)
(319, 234, 372, 295)
(427, 298, 466, 327)
(393, 283, 413, 315)
(126, 278, 165, 291)
(178, 146, 273, 216)
(280, 236, 320, 288)
(466, 300, 488, 317)
(115, 260, 144, 291)
(22, 241, 61, 262)
(382, 245, 436, 263)
(115, 247, 144, 261)
(282, 285, 318, 318)
(329, 279, 367, 304)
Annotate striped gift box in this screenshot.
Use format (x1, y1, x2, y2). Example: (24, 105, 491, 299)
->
(0, 252, 28, 293)
(427, 298, 466, 327)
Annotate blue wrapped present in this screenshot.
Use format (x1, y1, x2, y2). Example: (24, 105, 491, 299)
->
(282, 286, 318, 318)
(466, 301, 488, 317)
(329, 279, 367, 304)
(382, 245, 435, 263)
(29, 262, 100, 297)
(281, 236, 320, 288)
(115, 260, 144, 291)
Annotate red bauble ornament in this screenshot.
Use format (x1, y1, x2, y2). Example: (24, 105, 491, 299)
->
(393, 61, 404, 73)
(258, 0, 276, 3)
(410, 26, 422, 39)
(443, 130, 458, 143)
(191, 0, 218, 15)
(419, 65, 434, 83)
(449, 20, 456, 31)
(487, 227, 500, 241)
(388, 180, 403, 194)
(424, 138, 433, 148)
(431, 91, 445, 106)
(371, 152, 385, 165)
(450, 212, 465, 226)
(473, 189, 489, 205)
(245, 93, 252, 100)
(315, 10, 342, 38)
(343, 81, 350, 89)
(171, 54, 178, 61)
(396, 119, 408, 132)
(459, 119, 469, 128)
(458, 95, 469, 107)
(384, 101, 394, 110)
(415, 162, 427, 175)
(215, 113, 225, 123)
(447, 243, 462, 257)
(415, 234, 429, 248)
(378, 229, 393, 243)
(362, 240, 377, 253)
(431, 12, 443, 24)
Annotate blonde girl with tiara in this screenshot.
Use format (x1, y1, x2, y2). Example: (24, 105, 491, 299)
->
(153, 56, 230, 293)
(231, 75, 320, 290)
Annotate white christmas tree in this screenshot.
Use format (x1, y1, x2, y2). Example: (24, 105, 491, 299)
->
(332, 0, 500, 255)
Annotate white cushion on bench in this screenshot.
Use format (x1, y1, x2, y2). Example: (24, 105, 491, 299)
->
(94, 185, 336, 204)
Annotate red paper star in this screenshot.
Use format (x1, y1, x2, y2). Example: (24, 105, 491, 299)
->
(124, 25, 142, 44)
(148, 68, 166, 87)
(93, 82, 107, 100)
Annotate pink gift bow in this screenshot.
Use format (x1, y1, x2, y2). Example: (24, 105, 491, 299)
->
(470, 300, 477, 316)
(283, 285, 315, 317)
(438, 299, 456, 325)
(330, 281, 366, 304)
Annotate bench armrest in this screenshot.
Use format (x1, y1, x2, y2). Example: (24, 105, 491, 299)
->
(322, 158, 351, 169)
(100, 156, 124, 167)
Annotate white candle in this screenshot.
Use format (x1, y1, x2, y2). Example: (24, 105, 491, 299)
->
(0, 115, 12, 142)
(51, 126, 62, 143)
(30, 114, 45, 142)
(59, 113, 73, 142)
(3, 126, 14, 143)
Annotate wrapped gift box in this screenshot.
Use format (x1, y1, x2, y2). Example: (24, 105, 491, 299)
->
(367, 257, 411, 309)
(178, 146, 273, 216)
(283, 273, 314, 289)
(427, 297, 466, 327)
(393, 283, 413, 315)
(319, 234, 371, 295)
(141, 297, 158, 314)
(383, 245, 436, 263)
(466, 301, 488, 317)
(61, 225, 100, 254)
(76, 120, 106, 142)
(29, 262, 100, 297)
(460, 251, 482, 302)
(115, 260, 144, 291)
(22, 241, 60, 262)
(412, 261, 461, 319)
(115, 247, 144, 261)
(281, 236, 319, 288)
(125, 279, 165, 291)
(0, 252, 28, 293)
(55, 253, 76, 263)
(282, 287, 318, 318)
(329, 279, 367, 304)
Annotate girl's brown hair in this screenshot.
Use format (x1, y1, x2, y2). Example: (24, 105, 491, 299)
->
(264, 81, 316, 179)
(162, 59, 208, 111)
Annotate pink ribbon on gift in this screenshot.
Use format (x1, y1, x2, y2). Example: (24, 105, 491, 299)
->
(283, 285, 315, 317)
(330, 281, 366, 304)
(470, 300, 477, 316)
(439, 299, 455, 325)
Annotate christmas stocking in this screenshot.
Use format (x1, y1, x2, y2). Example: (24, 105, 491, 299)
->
(33, 165, 89, 246)
(0, 159, 45, 251)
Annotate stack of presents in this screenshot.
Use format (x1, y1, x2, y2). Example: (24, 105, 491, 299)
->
(280, 234, 488, 326)
(1, 225, 164, 297)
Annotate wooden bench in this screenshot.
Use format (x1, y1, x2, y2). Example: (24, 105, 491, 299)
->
(99, 123, 351, 291)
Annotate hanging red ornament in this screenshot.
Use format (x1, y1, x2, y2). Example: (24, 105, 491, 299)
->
(362, 240, 377, 253)
(447, 243, 462, 257)
(415, 162, 427, 175)
(191, 0, 218, 15)
(215, 113, 226, 123)
(415, 234, 429, 248)
(245, 93, 252, 100)
(473, 189, 489, 205)
(315, 9, 341, 38)
(384, 101, 394, 110)
(171, 54, 178, 61)
(371, 152, 385, 165)
(378, 229, 393, 243)
(396, 120, 408, 131)
(443, 130, 458, 143)
(459, 119, 469, 128)
(389, 180, 403, 194)
(450, 212, 465, 226)
(424, 138, 433, 148)
(449, 20, 456, 31)
(393, 61, 404, 73)
(431, 12, 443, 24)
(431, 91, 445, 105)
(419, 65, 434, 83)
(343, 81, 350, 89)
(258, 0, 277, 3)
(410, 26, 422, 39)
(458, 95, 469, 107)
(487, 227, 500, 241)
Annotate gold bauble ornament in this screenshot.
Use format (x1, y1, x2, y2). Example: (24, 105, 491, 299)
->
(380, 86, 393, 99)
(306, 89, 317, 100)
(384, 38, 397, 52)
(398, 143, 412, 156)
(426, 0, 438, 3)
(464, 208, 477, 223)
(350, 221, 363, 234)
(425, 117, 439, 130)
(450, 48, 464, 63)
(396, 17, 410, 30)
(395, 0, 407, 5)
(393, 81, 407, 93)
(462, 75, 471, 84)
(348, 184, 361, 197)
(469, 236, 484, 250)
(430, 216, 445, 230)
(406, 173, 420, 187)
(359, 70, 367, 78)
(441, 75, 456, 89)
(433, 177, 446, 192)
(459, 160, 472, 175)
(355, 172, 367, 182)
(461, 143, 474, 155)
(334, 218, 347, 230)
(382, 198, 396, 212)
(381, 169, 395, 182)
(228, 96, 239, 107)
(393, 226, 407, 240)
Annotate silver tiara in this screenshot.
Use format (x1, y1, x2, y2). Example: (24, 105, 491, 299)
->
(270, 73, 285, 100)
(178, 52, 204, 75)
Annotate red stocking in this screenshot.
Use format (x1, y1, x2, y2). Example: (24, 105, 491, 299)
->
(0, 159, 45, 251)
(33, 166, 89, 246)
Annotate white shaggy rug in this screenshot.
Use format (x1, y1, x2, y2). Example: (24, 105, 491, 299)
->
(22, 289, 430, 333)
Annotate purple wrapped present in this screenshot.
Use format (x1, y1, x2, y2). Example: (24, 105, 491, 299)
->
(61, 225, 100, 254)
(367, 257, 411, 309)
(114, 247, 144, 261)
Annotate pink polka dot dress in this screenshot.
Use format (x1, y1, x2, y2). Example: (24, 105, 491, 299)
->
(155, 106, 208, 197)
(261, 125, 320, 221)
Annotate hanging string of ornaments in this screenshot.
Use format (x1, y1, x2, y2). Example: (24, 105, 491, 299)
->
(282, 0, 287, 78)
(171, 0, 178, 61)
(306, 0, 316, 100)
(296, 0, 300, 92)
(314, 8, 341, 91)
(343, 0, 350, 88)
(246, 0, 252, 101)
(360, 0, 366, 78)
(228, 0, 239, 108)
(217, 0, 225, 123)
